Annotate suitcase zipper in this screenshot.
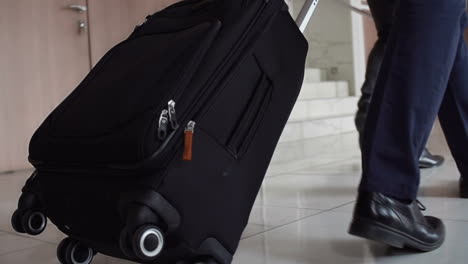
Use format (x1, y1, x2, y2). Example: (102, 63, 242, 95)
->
(183, 121, 196, 161)
(157, 109, 169, 140)
(148, 1, 279, 166)
(168, 100, 178, 130)
(157, 100, 180, 141)
(142, 2, 274, 162)
(104, 1, 279, 169)
(170, 1, 271, 124)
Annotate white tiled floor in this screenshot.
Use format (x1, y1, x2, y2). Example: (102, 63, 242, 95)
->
(1, 128, 467, 263)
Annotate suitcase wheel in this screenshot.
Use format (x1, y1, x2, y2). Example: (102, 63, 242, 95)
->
(11, 209, 25, 233)
(12, 190, 47, 236)
(57, 237, 95, 264)
(11, 209, 47, 235)
(131, 225, 165, 261)
(119, 202, 166, 260)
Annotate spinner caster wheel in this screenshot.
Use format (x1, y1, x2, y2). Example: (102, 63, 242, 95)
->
(11, 209, 25, 233)
(57, 238, 94, 264)
(12, 209, 47, 235)
(131, 225, 165, 261)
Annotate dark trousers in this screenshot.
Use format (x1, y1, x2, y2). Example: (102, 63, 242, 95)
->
(355, 0, 395, 140)
(359, 0, 468, 200)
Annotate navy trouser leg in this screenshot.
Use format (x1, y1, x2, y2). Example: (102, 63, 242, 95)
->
(359, 0, 467, 200)
(355, 0, 396, 141)
(439, 15, 468, 178)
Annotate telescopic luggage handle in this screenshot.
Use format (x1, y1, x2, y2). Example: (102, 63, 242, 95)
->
(295, 0, 320, 33)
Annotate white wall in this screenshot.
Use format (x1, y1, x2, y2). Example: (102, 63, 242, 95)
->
(287, 0, 356, 93)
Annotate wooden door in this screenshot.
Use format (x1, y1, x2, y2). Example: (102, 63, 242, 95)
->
(363, 15, 377, 60)
(465, 27, 468, 44)
(87, 0, 180, 65)
(0, 0, 91, 172)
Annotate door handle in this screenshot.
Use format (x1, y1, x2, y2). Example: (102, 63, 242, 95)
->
(67, 4, 87, 13)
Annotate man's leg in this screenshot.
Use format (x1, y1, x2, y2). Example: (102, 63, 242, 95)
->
(350, 0, 467, 251)
(356, 0, 444, 168)
(359, 0, 464, 199)
(355, 0, 395, 143)
(438, 13, 468, 198)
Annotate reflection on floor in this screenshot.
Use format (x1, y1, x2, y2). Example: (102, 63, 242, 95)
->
(1, 128, 467, 263)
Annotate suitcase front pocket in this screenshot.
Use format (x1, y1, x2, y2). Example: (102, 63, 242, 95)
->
(35, 21, 221, 166)
(226, 73, 272, 158)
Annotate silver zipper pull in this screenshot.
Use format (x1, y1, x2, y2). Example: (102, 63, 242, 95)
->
(185, 121, 196, 133)
(158, 109, 169, 140)
(168, 100, 178, 129)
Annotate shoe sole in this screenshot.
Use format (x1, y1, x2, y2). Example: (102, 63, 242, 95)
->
(419, 156, 445, 169)
(419, 162, 444, 169)
(349, 218, 444, 252)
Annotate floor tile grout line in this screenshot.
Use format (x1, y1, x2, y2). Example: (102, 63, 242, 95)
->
(0, 244, 48, 257)
(325, 204, 468, 223)
(252, 203, 328, 210)
(284, 171, 362, 176)
(0, 230, 58, 246)
(327, 200, 356, 211)
(241, 210, 326, 240)
(265, 157, 361, 179)
(241, 200, 356, 241)
(252, 203, 352, 211)
(241, 213, 468, 242)
(268, 155, 360, 173)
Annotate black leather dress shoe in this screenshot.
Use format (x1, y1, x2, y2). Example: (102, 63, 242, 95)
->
(460, 177, 468, 198)
(419, 148, 444, 169)
(349, 192, 445, 251)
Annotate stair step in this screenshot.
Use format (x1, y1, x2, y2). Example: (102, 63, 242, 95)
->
(298, 81, 349, 99)
(289, 97, 358, 122)
(279, 114, 356, 143)
(303, 68, 327, 82)
(267, 132, 359, 177)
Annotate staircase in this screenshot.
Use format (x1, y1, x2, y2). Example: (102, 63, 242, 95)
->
(267, 68, 360, 176)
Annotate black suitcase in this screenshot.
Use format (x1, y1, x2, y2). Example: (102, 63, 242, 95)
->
(11, 0, 308, 263)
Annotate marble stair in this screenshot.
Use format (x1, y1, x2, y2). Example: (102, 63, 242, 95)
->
(267, 68, 360, 176)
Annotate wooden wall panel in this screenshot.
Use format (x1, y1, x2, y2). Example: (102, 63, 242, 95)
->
(363, 15, 377, 60)
(0, 0, 90, 172)
(465, 27, 468, 44)
(87, 0, 180, 65)
(0, 0, 182, 172)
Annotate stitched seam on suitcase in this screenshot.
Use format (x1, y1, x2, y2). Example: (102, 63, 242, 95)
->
(197, 127, 236, 159)
(172, 0, 273, 128)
